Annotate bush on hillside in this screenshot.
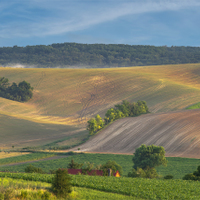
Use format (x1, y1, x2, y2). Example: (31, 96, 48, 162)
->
(128, 167, 158, 179)
(100, 160, 123, 176)
(183, 165, 200, 181)
(67, 158, 83, 169)
(51, 168, 72, 198)
(164, 175, 174, 179)
(25, 165, 44, 174)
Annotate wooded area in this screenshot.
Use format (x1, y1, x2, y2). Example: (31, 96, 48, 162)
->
(0, 43, 200, 67)
(0, 77, 33, 102)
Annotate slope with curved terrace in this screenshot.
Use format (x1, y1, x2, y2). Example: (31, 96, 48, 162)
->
(74, 109, 200, 158)
(1, 63, 200, 149)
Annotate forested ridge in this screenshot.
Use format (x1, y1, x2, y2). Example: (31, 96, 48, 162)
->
(0, 43, 200, 68)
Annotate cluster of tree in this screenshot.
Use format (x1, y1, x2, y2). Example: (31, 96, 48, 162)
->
(25, 165, 44, 174)
(87, 100, 149, 135)
(128, 144, 167, 179)
(67, 158, 123, 176)
(1, 43, 200, 68)
(0, 77, 33, 102)
(183, 165, 200, 181)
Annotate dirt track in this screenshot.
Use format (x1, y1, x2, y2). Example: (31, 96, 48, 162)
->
(72, 109, 200, 158)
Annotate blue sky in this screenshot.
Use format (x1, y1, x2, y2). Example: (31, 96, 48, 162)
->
(0, 0, 200, 47)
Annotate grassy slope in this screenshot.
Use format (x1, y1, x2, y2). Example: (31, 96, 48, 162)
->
(1, 63, 200, 148)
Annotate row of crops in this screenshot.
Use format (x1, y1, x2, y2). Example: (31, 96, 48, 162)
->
(1, 153, 200, 178)
(0, 177, 140, 200)
(1, 172, 200, 199)
(0, 152, 55, 165)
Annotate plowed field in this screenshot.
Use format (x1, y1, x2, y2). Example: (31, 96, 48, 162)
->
(74, 109, 200, 158)
(1, 63, 200, 149)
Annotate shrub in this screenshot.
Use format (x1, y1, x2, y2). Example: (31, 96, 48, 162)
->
(128, 167, 158, 178)
(41, 191, 51, 200)
(183, 165, 200, 181)
(20, 190, 28, 198)
(145, 167, 158, 178)
(100, 160, 123, 176)
(51, 168, 72, 198)
(68, 158, 83, 169)
(0, 193, 4, 200)
(25, 165, 44, 174)
(183, 173, 196, 180)
(4, 188, 15, 200)
(164, 175, 174, 179)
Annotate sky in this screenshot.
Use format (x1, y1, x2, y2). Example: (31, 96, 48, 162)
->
(0, 0, 200, 47)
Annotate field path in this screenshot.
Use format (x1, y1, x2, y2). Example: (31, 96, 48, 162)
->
(72, 109, 200, 158)
(0, 155, 68, 167)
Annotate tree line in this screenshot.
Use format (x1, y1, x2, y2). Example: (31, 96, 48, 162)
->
(87, 100, 149, 135)
(1, 43, 200, 68)
(0, 77, 33, 102)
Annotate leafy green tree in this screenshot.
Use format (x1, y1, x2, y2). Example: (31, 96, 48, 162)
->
(104, 108, 124, 124)
(183, 165, 200, 181)
(87, 114, 104, 135)
(100, 160, 123, 176)
(0, 77, 9, 91)
(87, 118, 97, 135)
(95, 114, 104, 130)
(25, 165, 44, 173)
(51, 168, 72, 198)
(0, 78, 33, 102)
(104, 108, 116, 124)
(17, 81, 33, 101)
(67, 158, 83, 169)
(133, 144, 167, 170)
(115, 100, 130, 117)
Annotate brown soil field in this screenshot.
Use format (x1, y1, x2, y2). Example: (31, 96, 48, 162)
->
(72, 109, 200, 158)
(1, 63, 200, 149)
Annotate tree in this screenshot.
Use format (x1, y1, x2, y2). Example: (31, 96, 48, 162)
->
(183, 165, 200, 181)
(87, 114, 104, 135)
(87, 118, 97, 135)
(67, 158, 83, 169)
(115, 100, 130, 117)
(95, 114, 104, 130)
(51, 168, 72, 198)
(100, 160, 123, 176)
(132, 144, 167, 170)
(0, 77, 9, 91)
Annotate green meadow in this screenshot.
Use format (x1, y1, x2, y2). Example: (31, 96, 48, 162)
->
(0, 152, 199, 179)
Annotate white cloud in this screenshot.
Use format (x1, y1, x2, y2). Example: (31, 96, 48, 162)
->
(0, 0, 200, 38)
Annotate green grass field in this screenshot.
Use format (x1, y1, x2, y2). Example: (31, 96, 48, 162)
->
(0, 152, 55, 165)
(186, 102, 200, 109)
(0, 153, 199, 179)
(1, 172, 200, 200)
(0, 177, 143, 200)
(1, 64, 200, 149)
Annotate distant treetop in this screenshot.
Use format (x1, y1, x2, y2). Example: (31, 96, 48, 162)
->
(1, 43, 200, 68)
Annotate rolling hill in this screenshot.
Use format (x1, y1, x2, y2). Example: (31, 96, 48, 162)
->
(1, 63, 200, 149)
(73, 109, 200, 158)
